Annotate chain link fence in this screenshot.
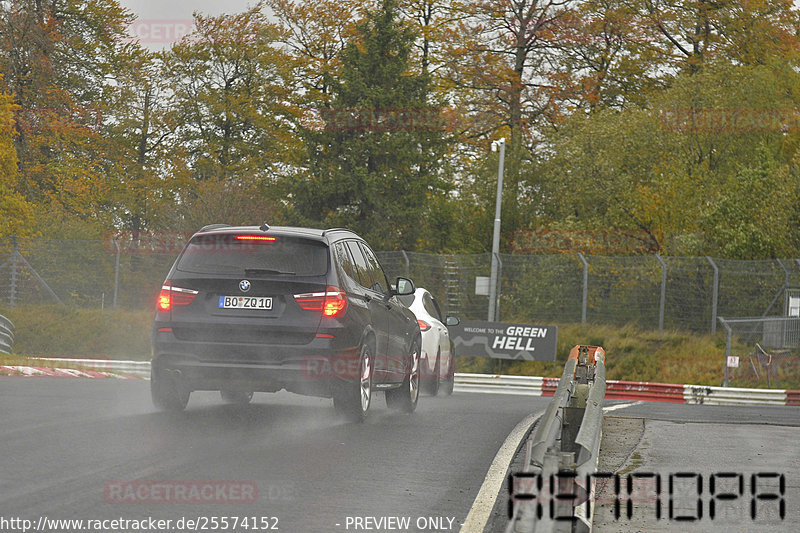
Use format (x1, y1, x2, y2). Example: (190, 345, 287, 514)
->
(718, 317, 800, 388)
(2, 236, 800, 335)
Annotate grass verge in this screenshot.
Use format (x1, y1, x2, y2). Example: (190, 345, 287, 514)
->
(3, 305, 152, 360)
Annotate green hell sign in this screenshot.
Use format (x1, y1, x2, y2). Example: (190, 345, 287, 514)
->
(448, 320, 557, 362)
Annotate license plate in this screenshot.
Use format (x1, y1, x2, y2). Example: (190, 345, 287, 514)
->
(218, 296, 273, 310)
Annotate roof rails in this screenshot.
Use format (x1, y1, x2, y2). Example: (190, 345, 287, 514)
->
(199, 223, 230, 232)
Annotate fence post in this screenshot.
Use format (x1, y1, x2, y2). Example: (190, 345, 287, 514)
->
(10, 235, 18, 308)
(400, 250, 410, 279)
(655, 254, 667, 333)
(762, 259, 791, 317)
(578, 253, 588, 324)
(113, 238, 121, 310)
(706, 256, 719, 335)
(719, 317, 731, 387)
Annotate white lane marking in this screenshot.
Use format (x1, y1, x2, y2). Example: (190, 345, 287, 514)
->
(460, 409, 544, 533)
(603, 401, 644, 412)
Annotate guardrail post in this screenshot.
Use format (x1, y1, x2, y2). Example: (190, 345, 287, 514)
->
(554, 452, 576, 533)
(578, 253, 588, 324)
(10, 235, 18, 308)
(655, 254, 667, 332)
(706, 256, 719, 335)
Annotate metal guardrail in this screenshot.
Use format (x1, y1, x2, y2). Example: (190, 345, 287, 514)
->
(683, 384, 789, 405)
(506, 345, 607, 533)
(0, 313, 14, 354)
(453, 373, 800, 406)
(454, 374, 550, 396)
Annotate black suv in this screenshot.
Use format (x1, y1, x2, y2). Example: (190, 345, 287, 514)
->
(151, 224, 421, 421)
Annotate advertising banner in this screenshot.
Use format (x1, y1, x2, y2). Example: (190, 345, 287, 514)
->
(449, 320, 557, 362)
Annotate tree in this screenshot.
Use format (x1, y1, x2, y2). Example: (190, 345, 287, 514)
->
(291, 0, 451, 250)
(702, 147, 799, 259)
(545, 0, 662, 112)
(641, 0, 800, 70)
(537, 61, 800, 258)
(160, 5, 300, 227)
(163, 5, 297, 184)
(102, 50, 184, 233)
(0, 0, 138, 221)
(0, 81, 35, 238)
(267, 0, 369, 105)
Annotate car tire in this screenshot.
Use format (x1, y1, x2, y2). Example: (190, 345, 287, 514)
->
(423, 350, 440, 397)
(220, 390, 254, 404)
(386, 341, 420, 413)
(442, 350, 455, 396)
(333, 343, 373, 423)
(151, 366, 190, 412)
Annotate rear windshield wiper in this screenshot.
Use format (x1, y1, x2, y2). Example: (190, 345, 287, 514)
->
(244, 268, 296, 276)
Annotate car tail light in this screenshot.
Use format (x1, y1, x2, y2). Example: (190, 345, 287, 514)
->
(294, 286, 348, 318)
(157, 283, 198, 311)
(417, 319, 431, 331)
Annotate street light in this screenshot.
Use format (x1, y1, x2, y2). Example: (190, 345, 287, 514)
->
(488, 137, 505, 322)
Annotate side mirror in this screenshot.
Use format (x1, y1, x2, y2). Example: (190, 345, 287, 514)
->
(394, 277, 415, 296)
(445, 316, 460, 327)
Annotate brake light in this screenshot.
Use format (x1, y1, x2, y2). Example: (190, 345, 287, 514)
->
(417, 320, 431, 331)
(294, 286, 348, 318)
(236, 235, 277, 241)
(157, 283, 198, 311)
(158, 290, 171, 311)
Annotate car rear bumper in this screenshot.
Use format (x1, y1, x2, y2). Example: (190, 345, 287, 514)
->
(152, 330, 362, 398)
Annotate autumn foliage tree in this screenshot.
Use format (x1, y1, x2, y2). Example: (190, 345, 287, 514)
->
(161, 5, 298, 227)
(0, 0, 138, 228)
(290, 0, 451, 250)
(0, 0, 799, 259)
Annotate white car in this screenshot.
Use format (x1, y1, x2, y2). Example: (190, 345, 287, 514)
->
(398, 288, 459, 396)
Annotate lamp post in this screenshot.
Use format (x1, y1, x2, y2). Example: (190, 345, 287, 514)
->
(488, 138, 505, 322)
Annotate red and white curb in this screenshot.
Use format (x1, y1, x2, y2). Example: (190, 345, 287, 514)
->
(454, 373, 800, 406)
(0, 358, 148, 379)
(3, 364, 798, 404)
(0, 365, 143, 379)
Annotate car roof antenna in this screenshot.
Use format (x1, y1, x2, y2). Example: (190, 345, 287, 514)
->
(260, 221, 270, 232)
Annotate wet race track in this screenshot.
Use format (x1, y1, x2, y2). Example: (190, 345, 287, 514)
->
(2, 377, 799, 533)
(0, 378, 550, 533)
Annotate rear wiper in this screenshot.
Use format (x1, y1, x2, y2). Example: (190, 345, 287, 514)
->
(244, 268, 296, 276)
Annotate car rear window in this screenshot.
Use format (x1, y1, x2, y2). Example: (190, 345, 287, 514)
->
(175, 234, 329, 276)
